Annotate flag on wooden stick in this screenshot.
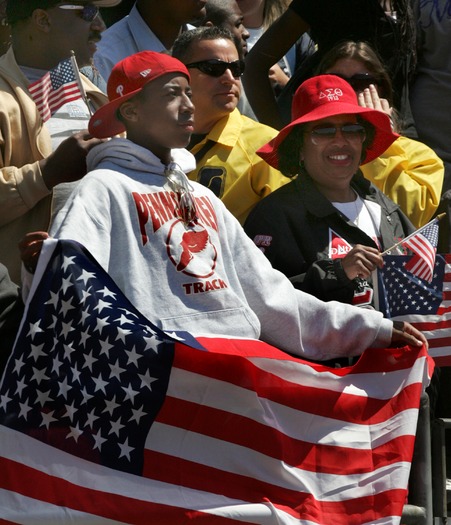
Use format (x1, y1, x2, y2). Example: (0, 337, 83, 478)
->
(382, 215, 441, 283)
(28, 57, 83, 122)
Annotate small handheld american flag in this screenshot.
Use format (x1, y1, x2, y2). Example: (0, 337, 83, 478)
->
(28, 57, 83, 122)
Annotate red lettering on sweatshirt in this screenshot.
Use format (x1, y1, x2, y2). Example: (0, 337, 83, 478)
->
(132, 192, 150, 245)
(182, 279, 228, 294)
(196, 196, 218, 232)
(133, 190, 219, 244)
(147, 192, 179, 231)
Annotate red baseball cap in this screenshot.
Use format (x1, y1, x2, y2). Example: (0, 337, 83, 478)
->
(258, 74, 398, 168)
(89, 51, 190, 139)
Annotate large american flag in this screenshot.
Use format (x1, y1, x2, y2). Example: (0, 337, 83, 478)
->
(28, 58, 83, 122)
(376, 254, 451, 366)
(0, 240, 432, 524)
(400, 220, 439, 283)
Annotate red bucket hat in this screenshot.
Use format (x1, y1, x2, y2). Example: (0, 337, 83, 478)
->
(89, 51, 190, 139)
(257, 74, 398, 168)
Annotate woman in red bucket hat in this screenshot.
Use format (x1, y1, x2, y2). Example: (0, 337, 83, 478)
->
(244, 74, 415, 316)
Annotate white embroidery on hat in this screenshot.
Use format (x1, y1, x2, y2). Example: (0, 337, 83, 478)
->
(319, 88, 343, 101)
(116, 85, 124, 97)
(140, 69, 152, 77)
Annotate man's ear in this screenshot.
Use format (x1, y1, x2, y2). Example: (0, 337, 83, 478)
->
(118, 99, 139, 124)
(31, 8, 52, 33)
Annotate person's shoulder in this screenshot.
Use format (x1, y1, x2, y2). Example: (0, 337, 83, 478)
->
(395, 134, 442, 156)
(0, 48, 26, 87)
(244, 180, 299, 229)
(378, 134, 443, 163)
(80, 74, 108, 98)
(235, 112, 279, 144)
(95, 16, 134, 57)
(255, 178, 298, 207)
(359, 174, 400, 210)
(100, 15, 131, 39)
(81, 168, 120, 185)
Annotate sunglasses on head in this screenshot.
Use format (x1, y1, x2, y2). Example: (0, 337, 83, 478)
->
(333, 73, 380, 92)
(185, 59, 245, 78)
(58, 3, 99, 22)
(306, 124, 367, 145)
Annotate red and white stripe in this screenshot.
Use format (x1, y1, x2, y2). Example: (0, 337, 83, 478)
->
(402, 232, 437, 283)
(0, 337, 431, 524)
(29, 73, 81, 122)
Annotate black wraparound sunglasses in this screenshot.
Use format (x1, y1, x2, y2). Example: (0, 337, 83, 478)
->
(185, 59, 245, 78)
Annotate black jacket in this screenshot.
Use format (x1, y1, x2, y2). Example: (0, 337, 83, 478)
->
(244, 171, 415, 305)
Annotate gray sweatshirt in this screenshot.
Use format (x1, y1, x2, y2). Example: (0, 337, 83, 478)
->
(50, 138, 393, 360)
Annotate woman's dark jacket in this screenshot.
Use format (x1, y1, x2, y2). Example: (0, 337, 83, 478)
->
(244, 171, 415, 305)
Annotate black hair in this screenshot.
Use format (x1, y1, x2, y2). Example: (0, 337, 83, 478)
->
(278, 127, 305, 179)
(196, 0, 236, 28)
(6, 0, 60, 25)
(172, 26, 241, 63)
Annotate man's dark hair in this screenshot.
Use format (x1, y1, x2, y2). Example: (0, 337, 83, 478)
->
(6, 0, 60, 26)
(172, 26, 241, 63)
(196, 0, 235, 28)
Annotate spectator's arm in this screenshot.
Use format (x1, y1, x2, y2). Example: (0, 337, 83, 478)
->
(242, 8, 309, 129)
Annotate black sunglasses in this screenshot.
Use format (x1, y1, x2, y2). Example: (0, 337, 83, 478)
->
(185, 59, 245, 78)
(58, 4, 99, 23)
(333, 73, 380, 92)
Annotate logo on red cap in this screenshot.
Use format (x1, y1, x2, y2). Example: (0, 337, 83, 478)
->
(319, 88, 344, 102)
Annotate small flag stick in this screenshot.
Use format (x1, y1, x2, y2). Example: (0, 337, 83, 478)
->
(380, 213, 446, 256)
(70, 50, 93, 116)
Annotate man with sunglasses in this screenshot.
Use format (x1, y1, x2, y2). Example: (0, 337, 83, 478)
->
(172, 26, 289, 224)
(197, 0, 257, 122)
(0, 0, 120, 284)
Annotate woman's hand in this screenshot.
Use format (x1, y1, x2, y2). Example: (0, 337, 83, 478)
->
(357, 84, 395, 123)
(341, 244, 383, 280)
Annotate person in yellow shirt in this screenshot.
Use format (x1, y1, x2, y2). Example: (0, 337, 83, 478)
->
(172, 25, 289, 224)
